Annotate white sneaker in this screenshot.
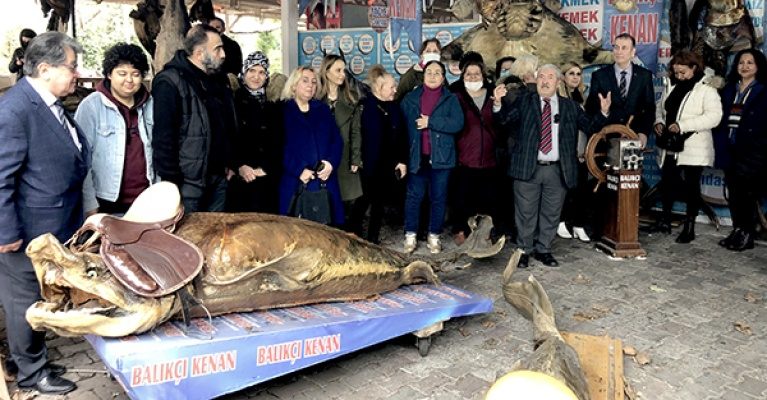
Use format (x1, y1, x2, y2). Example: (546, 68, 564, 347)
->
(403, 232, 417, 253)
(557, 222, 572, 239)
(572, 227, 591, 242)
(426, 233, 441, 254)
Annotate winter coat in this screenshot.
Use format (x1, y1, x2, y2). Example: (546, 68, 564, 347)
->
(451, 83, 497, 169)
(400, 85, 464, 174)
(278, 99, 345, 224)
(713, 81, 767, 175)
(329, 96, 363, 201)
(655, 77, 722, 167)
(360, 96, 409, 179)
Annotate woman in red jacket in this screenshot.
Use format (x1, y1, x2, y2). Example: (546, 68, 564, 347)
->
(449, 54, 498, 244)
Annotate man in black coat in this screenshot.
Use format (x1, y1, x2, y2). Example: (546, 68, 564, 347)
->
(585, 33, 655, 147)
(152, 24, 238, 212)
(493, 65, 610, 268)
(209, 17, 243, 77)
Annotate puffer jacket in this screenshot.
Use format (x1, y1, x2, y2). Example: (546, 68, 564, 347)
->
(655, 76, 722, 167)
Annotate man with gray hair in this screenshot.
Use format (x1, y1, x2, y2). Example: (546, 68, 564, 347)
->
(0, 31, 86, 395)
(152, 24, 238, 212)
(493, 64, 610, 268)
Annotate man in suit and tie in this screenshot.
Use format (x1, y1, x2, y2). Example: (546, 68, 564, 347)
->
(493, 65, 610, 268)
(0, 32, 89, 395)
(585, 33, 655, 238)
(585, 33, 656, 147)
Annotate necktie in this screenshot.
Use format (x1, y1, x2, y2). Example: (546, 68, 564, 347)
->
(54, 100, 69, 131)
(539, 97, 552, 154)
(619, 70, 628, 99)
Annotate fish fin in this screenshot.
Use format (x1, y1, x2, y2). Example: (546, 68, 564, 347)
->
(404, 261, 440, 285)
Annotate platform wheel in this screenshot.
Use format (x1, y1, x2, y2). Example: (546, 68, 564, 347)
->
(417, 336, 432, 357)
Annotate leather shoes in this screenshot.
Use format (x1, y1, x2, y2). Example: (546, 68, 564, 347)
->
(719, 229, 740, 248)
(533, 252, 559, 267)
(25, 374, 76, 395)
(727, 230, 755, 252)
(518, 254, 530, 269)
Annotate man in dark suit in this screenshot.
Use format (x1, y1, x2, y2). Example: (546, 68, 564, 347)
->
(493, 65, 610, 268)
(585, 33, 655, 238)
(585, 33, 656, 147)
(0, 32, 89, 395)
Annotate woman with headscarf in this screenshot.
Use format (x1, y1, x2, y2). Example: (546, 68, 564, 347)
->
(228, 51, 284, 213)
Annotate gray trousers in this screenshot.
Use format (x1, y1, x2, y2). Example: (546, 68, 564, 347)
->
(0, 252, 48, 386)
(514, 163, 567, 254)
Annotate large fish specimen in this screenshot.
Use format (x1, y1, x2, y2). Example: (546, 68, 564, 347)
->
(25, 213, 504, 338)
(489, 250, 590, 400)
(441, 0, 613, 75)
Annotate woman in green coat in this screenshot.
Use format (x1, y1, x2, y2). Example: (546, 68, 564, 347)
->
(316, 55, 364, 232)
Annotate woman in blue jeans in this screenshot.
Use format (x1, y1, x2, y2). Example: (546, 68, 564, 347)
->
(400, 61, 464, 253)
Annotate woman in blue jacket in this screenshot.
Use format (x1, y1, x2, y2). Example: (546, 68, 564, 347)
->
(400, 60, 464, 253)
(278, 66, 344, 225)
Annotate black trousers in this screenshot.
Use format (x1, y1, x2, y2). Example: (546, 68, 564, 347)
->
(0, 252, 49, 386)
(726, 168, 766, 234)
(660, 154, 704, 219)
(449, 166, 498, 235)
(560, 162, 592, 228)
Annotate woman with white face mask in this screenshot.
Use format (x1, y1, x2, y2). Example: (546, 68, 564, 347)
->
(448, 53, 499, 245)
(395, 38, 442, 102)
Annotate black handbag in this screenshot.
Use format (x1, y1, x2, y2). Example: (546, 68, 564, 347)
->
(289, 183, 332, 224)
(656, 130, 694, 152)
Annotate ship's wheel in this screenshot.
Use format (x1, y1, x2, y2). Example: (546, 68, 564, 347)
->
(584, 123, 639, 189)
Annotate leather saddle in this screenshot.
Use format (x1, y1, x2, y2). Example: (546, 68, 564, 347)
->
(68, 183, 204, 298)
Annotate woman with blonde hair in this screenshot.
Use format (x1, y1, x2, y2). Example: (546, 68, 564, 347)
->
(555, 61, 591, 242)
(316, 54, 364, 231)
(278, 66, 344, 226)
(349, 65, 408, 243)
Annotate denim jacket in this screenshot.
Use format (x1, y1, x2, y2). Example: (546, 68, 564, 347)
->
(74, 91, 156, 212)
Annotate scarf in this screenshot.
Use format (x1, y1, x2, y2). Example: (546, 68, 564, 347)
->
(419, 85, 442, 156)
(241, 51, 270, 103)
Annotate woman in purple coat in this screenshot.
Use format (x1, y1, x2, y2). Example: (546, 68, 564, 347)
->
(278, 66, 344, 225)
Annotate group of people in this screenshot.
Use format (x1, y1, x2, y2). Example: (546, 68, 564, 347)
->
(1, 23, 766, 395)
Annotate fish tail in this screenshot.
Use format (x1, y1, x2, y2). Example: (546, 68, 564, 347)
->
(501, 250, 560, 342)
(403, 261, 441, 285)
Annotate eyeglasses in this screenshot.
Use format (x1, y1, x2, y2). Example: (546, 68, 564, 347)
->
(57, 63, 78, 73)
(567, 71, 582, 76)
(425, 71, 443, 77)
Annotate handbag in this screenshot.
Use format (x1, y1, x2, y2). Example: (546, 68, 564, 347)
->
(656, 130, 694, 152)
(289, 183, 332, 224)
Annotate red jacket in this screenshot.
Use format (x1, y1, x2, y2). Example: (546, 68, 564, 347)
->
(452, 84, 497, 168)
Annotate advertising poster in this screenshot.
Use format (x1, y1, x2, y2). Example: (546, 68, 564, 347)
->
(558, 0, 604, 45)
(602, 0, 663, 71)
(298, 28, 378, 80)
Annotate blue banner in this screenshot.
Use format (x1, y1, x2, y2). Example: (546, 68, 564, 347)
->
(86, 284, 493, 400)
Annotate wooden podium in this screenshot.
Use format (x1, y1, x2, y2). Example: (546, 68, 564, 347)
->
(596, 170, 646, 258)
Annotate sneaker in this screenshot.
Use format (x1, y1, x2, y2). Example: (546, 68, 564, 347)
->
(426, 233, 441, 254)
(557, 222, 572, 239)
(403, 232, 417, 253)
(572, 227, 591, 242)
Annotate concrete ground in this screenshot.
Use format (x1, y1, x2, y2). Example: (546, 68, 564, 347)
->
(2, 222, 766, 400)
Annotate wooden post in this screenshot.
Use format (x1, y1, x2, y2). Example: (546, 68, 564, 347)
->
(596, 169, 646, 258)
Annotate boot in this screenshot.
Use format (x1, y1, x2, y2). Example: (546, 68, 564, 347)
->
(557, 222, 572, 239)
(675, 218, 695, 243)
(727, 229, 755, 251)
(719, 229, 739, 247)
